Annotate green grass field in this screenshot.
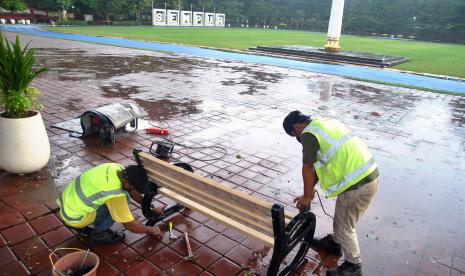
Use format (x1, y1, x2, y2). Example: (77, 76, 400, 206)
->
(47, 27, 465, 78)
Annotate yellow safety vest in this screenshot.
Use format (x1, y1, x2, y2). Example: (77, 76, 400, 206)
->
(57, 163, 126, 225)
(303, 118, 377, 198)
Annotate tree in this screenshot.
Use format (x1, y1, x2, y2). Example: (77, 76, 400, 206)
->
(128, 0, 150, 23)
(56, 0, 74, 20)
(0, 0, 26, 11)
(24, 0, 56, 9)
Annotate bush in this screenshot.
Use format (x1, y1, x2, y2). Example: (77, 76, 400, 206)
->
(0, 33, 48, 118)
(112, 21, 152, 26)
(56, 20, 88, 26)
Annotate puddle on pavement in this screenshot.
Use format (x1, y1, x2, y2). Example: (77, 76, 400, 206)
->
(134, 98, 202, 119)
(0, 169, 57, 203)
(48, 153, 84, 192)
(35, 48, 205, 81)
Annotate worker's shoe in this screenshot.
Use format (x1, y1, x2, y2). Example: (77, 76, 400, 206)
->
(89, 229, 125, 244)
(312, 234, 342, 256)
(326, 261, 362, 276)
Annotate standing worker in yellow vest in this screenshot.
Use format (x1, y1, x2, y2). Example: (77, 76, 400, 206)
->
(283, 111, 379, 276)
(57, 163, 163, 244)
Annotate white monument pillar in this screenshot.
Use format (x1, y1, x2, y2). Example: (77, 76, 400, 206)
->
(325, 0, 345, 51)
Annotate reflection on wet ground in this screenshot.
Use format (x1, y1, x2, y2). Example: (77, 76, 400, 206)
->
(2, 32, 465, 275)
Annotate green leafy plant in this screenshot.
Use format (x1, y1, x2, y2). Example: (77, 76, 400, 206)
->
(0, 32, 48, 118)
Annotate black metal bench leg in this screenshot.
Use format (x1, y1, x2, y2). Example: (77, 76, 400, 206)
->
(279, 214, 316, 276)
(267, 205, 317, 276)
(142, 188, 185, 226)
(267, 205, 287, 276)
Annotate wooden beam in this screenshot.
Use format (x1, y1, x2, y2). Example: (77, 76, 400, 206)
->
(140, 153, 274, 209)
(159, 187, 274, 246)
(140, 153, 273, 215)
(146, 169, 274, 236)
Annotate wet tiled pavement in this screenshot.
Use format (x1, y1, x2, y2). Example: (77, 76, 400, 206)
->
(1, 31, 465, 275)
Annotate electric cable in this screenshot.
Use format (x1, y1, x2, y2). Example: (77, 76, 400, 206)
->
(316, 189, 334, 220)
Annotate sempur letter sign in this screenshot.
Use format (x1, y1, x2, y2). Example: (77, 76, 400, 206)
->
(152, 9, 225, 27)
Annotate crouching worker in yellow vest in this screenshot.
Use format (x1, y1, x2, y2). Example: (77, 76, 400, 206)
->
(283, 111, 379, 276)
(57, 163, 163, 244)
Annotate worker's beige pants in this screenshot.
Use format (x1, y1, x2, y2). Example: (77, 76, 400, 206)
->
(332, 178, 378, 264)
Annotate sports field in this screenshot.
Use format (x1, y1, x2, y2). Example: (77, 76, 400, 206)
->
(47, 27, 465, 78)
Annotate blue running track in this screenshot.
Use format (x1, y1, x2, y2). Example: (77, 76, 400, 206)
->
(2, 25, 465, 94)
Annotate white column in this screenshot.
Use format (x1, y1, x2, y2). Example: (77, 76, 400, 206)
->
(325, 0, 345, 51)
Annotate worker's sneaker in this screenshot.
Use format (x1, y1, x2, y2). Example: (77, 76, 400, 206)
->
(326, 261, 362, 276)
(90, 229, 125, 244)
(312, 234, 342, 256)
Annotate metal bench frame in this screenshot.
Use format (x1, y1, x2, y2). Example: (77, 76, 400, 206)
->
(133, 149, 316, 276)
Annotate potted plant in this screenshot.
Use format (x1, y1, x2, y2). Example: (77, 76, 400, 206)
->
(0, 32, 50, 174)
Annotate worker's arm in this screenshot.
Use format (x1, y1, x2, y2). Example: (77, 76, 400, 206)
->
(128, 189, 143, 205)
(294, 164, 317, 211)
(294, 132, 319, 211)
(123, 220, 161, 237)
(128, 190, 164, 215)
(105, 196, 161, 237)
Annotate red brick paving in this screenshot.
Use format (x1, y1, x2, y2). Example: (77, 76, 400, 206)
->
(12, 237, 48, 261)
(30, 213, 62, 235)
(0, 246, 16, 268)
(125, 260, 160, 275)
(0, 31, 464, 275)
(0, 261, 30, 276)
(1, 223, 36, 246)
(0, 211, 26, 230)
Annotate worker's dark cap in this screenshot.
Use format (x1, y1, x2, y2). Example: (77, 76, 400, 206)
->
(123, 165, 150, 194)
(282, 111, 310, 136)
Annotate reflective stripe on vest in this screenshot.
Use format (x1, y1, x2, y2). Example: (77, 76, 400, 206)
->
(324, 158, 375, 194)
(58, 193, 83, 222)
(75, 175, 124, 209)
(308, 128, 354, 169)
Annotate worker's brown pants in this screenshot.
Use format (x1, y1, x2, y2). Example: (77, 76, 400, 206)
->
(332, 178, 378, 264)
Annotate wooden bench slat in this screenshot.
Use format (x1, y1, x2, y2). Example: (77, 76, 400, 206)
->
(159, 187, 275, 246)
(146, 169, 274, 236)
(141, 153, 274, 214)
(140, 153, 274, 209)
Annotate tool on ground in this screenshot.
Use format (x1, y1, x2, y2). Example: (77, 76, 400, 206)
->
(168, 221, 178, 240)
(145, 127, 170, 135)
(78, 103, 146, 146)
(183, 232, 196, 261)
(150, 141, 174, 160)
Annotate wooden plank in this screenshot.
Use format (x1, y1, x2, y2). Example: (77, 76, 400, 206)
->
(159, 187, 274, 246)
(143, 159, 273, 216)
(146, 169, 272, 227)
(145, 167, 271, 221)
(140, 153, 274, 210)
(285, 211, 296, 221)
(146, 170, 274, 236)
(146, 168, 272, 222)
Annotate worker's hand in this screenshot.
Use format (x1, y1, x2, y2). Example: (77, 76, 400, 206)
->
(294, 194, 313, 211)
(148, 226, 162, 238)
(150, 204, 164, 216)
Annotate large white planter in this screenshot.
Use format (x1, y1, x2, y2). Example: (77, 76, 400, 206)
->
(0, 112, 50, 174)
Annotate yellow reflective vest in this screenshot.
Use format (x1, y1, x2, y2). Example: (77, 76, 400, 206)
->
(302, 118, 377, 198)
(57, 163, 126, 225)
